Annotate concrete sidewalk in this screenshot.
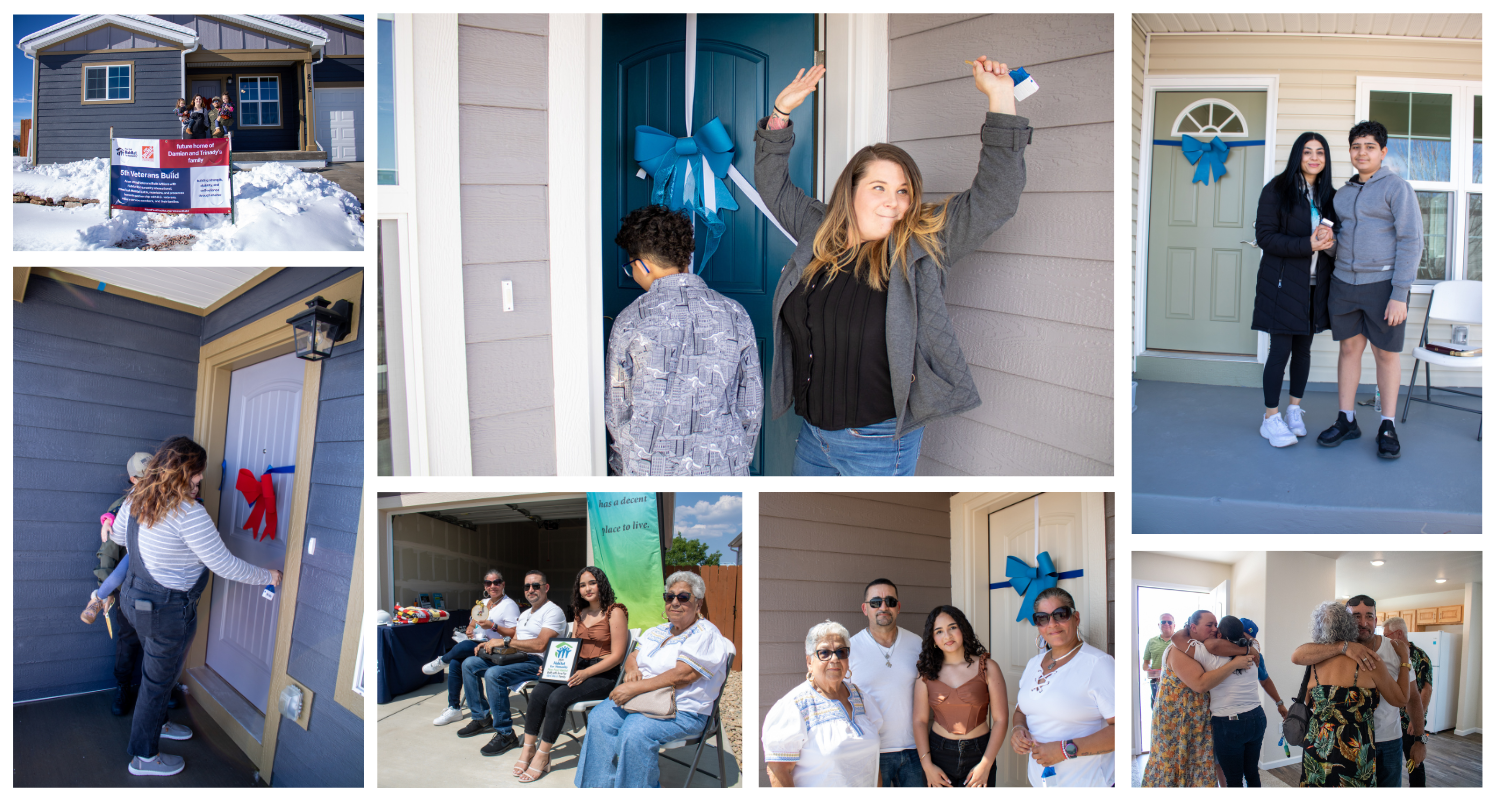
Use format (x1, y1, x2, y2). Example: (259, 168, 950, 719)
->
(1132, 380, 1481, 533)
(303, 162, 364, 208)
(378, 681, 742, 788)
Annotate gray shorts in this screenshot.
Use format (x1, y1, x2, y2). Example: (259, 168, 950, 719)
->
(1329, 278, 1405, 353)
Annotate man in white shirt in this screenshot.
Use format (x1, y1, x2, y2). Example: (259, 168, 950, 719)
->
(1291, 595, 1410, 787)
(458, 570, 567, 756)
(847, 578, 924, 787)
(426, 569, 521, 726)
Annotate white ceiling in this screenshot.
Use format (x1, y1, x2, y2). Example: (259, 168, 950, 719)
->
(1165, 550, 1250, 564)
(62, 267, 269, 309)
(1135, 14, 1481, 40)
(1333, 551, 1482, 600)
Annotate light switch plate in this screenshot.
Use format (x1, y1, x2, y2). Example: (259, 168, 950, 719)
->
(502, 280, 514, 312)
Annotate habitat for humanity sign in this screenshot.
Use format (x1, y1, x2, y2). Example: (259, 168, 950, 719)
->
(110, 138, 231, 214)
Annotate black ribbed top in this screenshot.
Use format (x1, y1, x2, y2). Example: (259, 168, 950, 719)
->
(781, 269, 897, 431)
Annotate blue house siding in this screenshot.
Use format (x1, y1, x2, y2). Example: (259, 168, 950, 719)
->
(12, 277, 200, 701)
(202, 267, 355, 345)
(188, 64, 302, 153)
(313, 57, 363, 84)
(35, 49, 184, 164)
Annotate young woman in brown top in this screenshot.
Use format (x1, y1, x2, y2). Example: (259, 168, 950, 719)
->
(514, 566, 629, 782)
(912, 605, 1008, 787)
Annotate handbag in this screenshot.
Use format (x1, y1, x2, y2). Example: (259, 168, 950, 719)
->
(479, 646, 534, 668)
(621, 685, 677, 720)
(1281, 664, 1314, 747)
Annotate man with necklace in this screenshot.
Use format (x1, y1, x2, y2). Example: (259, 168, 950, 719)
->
(849, 579, 924, 787)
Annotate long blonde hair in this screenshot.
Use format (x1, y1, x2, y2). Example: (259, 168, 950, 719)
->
(129, 436, 207, 529)
(803, 143, 949, 291)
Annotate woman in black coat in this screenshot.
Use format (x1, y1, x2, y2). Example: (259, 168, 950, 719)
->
(1250, 131, 1339, 448)
(185, 95, 211, 140)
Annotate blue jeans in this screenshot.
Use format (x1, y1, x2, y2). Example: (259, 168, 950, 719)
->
(792, 418, 924, 476)
(574, 699, 709, 788)
(459, 654, 543, 732)
(1374, 736, 1403, 787)
(1149, 679, 1159, 707)
(879, 749, 924, 787)
(441, 640, 480, 708)
(1210, 705, 1266, 787)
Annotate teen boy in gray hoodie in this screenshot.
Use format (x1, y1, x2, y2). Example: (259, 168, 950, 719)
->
(1316, 120, 1422, 459)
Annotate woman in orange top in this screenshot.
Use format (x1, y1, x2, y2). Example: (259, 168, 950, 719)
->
(514, 566, 629, 782)
(912, 605, 1009, 787)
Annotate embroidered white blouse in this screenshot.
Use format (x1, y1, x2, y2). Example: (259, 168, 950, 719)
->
(635, 618, 735, 716)
(763, 679, 883, 787)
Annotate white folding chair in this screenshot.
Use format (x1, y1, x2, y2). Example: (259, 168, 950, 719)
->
(1402, 280, 1482, 440)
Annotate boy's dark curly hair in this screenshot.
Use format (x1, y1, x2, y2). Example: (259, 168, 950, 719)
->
(916, 604, 988, 681)
(614, 204, 695, 272)
(1348, 119, 1388, 148)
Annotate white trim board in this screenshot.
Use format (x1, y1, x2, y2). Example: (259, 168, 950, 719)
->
(1133, 75, 1279, 364)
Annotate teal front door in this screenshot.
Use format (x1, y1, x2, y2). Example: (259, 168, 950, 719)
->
(601, 13, 816, 476)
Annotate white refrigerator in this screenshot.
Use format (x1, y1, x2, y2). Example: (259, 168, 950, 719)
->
(1409, 630, 1461, 732)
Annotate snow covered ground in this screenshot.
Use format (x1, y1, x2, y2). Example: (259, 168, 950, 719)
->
(14, 157, 364, 251)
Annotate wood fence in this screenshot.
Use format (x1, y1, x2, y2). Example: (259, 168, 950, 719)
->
(665, 564, 742, 671)
(18, 120, 31, 157)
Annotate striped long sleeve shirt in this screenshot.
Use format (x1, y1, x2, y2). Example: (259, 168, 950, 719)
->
(111, 498, 274, 591)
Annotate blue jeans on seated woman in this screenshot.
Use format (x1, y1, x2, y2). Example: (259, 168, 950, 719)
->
(440, 640, 480, 708)
(792, 418, 924, 476)
(574, 698, 709, 788)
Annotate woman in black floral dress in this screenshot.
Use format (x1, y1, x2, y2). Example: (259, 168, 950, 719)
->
(1299, 602, 1409, 787)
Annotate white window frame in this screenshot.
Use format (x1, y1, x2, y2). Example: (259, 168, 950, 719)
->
(1355, 76, 1483, 282)
(238, 75, 283, 128)
(82, 63, 132, 102)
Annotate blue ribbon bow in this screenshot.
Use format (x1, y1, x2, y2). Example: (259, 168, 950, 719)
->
(989, 551, 1085, 624)
(633, 116, 741, 272)
(1181, 135, 1230, 185)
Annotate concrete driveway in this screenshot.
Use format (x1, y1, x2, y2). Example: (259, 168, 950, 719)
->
(304, 162, 364, 208)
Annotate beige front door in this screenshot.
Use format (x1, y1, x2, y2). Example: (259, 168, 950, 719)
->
(1146, 91, 1268, 354)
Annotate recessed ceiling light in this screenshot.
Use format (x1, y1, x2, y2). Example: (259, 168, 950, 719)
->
(1436, 579, 1447, 584)
(1370, 560, 1385, 566)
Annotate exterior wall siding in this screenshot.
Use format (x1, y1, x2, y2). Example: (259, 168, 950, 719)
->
(758, 492, 952, 785)
(42, 24, 172, 51)
(12, 276, 201, 701)
(156, 16, 294, 50)
(35, 49, 184, 163)
(201, 267, 355, 344)
(1138, 33, 1483, 387)
(457, 14, 556, 475)
(292, 16, 364, 57)
(889, 14, 1115, 476)
(1131, 20, 1146, 369)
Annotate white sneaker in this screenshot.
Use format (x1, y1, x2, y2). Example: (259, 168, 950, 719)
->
(421, 656, 446, 675)
(433, 706, 466, 726)
(1285, 404, 1308, 436)
(1260, 413, 1297, 447)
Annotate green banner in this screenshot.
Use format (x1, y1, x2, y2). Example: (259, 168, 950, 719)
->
(587, 492, 665, 631)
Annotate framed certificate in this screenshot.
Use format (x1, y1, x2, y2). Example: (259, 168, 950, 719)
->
(539, 638, 582, 684)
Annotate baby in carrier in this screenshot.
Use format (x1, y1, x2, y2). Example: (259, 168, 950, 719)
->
(82, 452, 151, 624)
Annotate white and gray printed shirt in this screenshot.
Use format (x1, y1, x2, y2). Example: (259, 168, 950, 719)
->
(606, 272, 763, 475)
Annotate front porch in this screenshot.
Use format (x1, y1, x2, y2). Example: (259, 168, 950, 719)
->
(1132, 380, 1481, 533)
(231, 149, 328, 169)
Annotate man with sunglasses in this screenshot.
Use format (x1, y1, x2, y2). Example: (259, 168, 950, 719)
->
(1142, 614, 1173, 708)
(605, 204, 763, 476)
(849, 579, 924, 787)
(427, 569, 520, 726)
(458, 570, 568, 757)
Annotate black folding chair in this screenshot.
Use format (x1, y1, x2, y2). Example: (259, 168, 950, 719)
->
(658, 651, 735, 788)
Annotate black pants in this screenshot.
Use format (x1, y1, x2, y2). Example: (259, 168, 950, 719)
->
(111, 598, 142, 687)
(120, 571, 203, 759)
(522, 660, 619, 745)
(928, 729, 996, 787)
(1263, 330, 1314, 409)
(1402, 732, 1427, 787)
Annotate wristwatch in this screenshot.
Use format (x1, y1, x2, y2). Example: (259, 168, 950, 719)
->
(1418, 733, 1430, 744)
(1062, 740, 1079, 760)
(1275, 700, 1286, 707)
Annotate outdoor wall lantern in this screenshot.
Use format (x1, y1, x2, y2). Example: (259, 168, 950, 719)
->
(286, 296, 353, 361)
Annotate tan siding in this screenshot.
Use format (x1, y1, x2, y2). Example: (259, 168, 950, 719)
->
(456, 14, 556, 474)
(1104, 493, 1115, 658)
(890, 14, 1114, 477)
(1135, 32, 1482, 386)
(1132, 20, 1146, 356)
(759, 492, 953, 786)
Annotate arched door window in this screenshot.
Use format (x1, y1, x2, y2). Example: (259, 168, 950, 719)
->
(1171, 98, 1250, 138)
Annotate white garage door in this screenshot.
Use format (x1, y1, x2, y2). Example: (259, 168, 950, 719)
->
(316, 87, 363, 162)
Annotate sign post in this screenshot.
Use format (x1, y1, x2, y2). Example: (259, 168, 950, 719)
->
(109, 136, 232, 217)
(106, 126, 114, 220)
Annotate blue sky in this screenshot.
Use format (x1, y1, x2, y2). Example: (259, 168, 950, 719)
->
(14, 15, 364, 138)
(674, 493, 743, 563)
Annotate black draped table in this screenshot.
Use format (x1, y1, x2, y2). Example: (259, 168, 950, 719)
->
(377, 610, 469, 704)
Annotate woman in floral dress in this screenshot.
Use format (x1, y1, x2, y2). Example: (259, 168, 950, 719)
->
(1299, 602, 1409, 787)
(1141, 611, 1257, 787)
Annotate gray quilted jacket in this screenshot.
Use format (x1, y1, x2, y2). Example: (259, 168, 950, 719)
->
(754, 111, 1032, 439)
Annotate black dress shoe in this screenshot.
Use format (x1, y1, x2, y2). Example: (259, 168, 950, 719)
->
(456, 716, 494, 738)
(111, 683, 137, 716)
(1377, 419, 1401, 459)
(1317, 413, 1362, 447)
(480, 729, 520, 756)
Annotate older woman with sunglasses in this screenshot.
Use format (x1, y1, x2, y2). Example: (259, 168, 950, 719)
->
(764, 620, 883, 786)
(575, 570, 735, 788)
(1011, 588, 1115, 787)
(422, 569, 519, 726)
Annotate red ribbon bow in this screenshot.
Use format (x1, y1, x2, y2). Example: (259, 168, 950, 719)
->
(235, 468, 278, 541)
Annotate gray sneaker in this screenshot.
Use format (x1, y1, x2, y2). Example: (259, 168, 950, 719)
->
(160, 722, 193, 741)
(129, 754, 185, 776)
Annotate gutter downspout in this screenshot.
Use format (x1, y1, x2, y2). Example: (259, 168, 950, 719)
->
(24, 49, 37, 164)
(309, 45, 324, 159)
(181, 39, 199, 100)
